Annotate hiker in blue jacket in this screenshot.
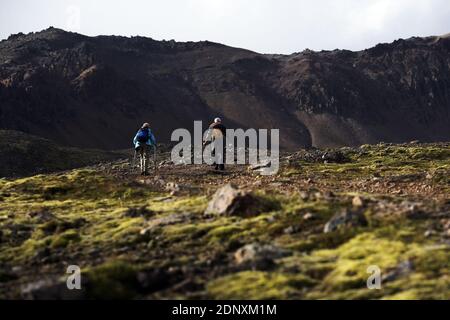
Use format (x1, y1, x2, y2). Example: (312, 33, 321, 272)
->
(133, 123, 156, 175)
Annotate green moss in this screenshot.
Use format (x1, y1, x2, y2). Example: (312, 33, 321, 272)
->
(0, 143, 448, 299)
(85, 261, 138, 299)
(148, 196, 208, 213)
(163, 221, 220, 243)
(413, 245, 450, 277)
(300, 230, 450, 299)
(50, 229, 81, 248)
(207, 225, 244, 242)
(284, 144, 450, 182)
(207, 271, 316, 299)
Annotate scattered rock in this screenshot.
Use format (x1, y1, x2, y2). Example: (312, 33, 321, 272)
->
(321, 150, 349, 163)
(323, 210, 367, 233)
(424, 229, 436, 238)
(123, 206, 154, 218)
(205, 184, 269, 218)
(303, 212, 316, 220)
(283, 226, 299, 234)
(312, 191, 334, 201)
(158, 160, 173, 167)
(313, 192, 323, 200)
(441, 219, 450, 231)
(32, 247, 51, 261)
(269, 182, 283, 188)
(401, 201, 424, 219)
(21, 278, 86, 299)
(382, 260, 414, 283)
(40, 218, 87, 235)
(12, 266, 23, 273)
(5, 223, 33, 244)
(289, 149, 350, 164)
(352, 196, 365, 208)
(248, 160, 271, 171)
(136, 268, 171, 293)
(299, 191, 309, 201)
(171, 278, 203, 293)
(165, 182, 180, 194)
(137, 177, 165, 187)
(164, 182, 199, 196)
(140, 212, 193, 237)
(28, 209, 56, 222)
(234, 243, 289, 270)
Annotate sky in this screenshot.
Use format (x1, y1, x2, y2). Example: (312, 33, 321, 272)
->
(1, 0, 449, 54)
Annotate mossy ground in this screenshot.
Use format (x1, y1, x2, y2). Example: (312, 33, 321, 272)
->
(0, 143, 449, 299)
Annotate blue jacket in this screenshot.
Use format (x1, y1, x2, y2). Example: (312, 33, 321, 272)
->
(133, 128, 156, 149)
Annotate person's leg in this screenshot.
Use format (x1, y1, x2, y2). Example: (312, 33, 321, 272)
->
(143, 145, 150, 175)
(138, 147, 145, 174)
(221, 144, 226, 171)
(217, 141, 225, 171)
(214, 139, 225, 171)
(211, 146, 217, 169)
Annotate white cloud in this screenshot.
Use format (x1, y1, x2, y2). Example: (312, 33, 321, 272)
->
(0, 0, 449, 54)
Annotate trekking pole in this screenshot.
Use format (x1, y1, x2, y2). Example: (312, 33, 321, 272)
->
(132, 149, 137, 171)
(153, 145, 157, 171)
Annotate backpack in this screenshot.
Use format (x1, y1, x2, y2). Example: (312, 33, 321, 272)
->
(136, 129, 149, 143)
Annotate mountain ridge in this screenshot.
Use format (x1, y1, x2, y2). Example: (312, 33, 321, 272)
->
(1, 27, 449, 149)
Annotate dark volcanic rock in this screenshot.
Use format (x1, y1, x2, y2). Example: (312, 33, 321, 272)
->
(123, 206, 154, 218)
(21, 278, 86, 300)
(324, 209, 368, 233)
(234, 243, 290, 270)
(1, 28, 449, 149)
(136, 268, 172, 293)
(205, 184, 269, 218)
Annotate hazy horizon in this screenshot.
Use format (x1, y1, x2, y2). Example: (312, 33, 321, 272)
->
(1, 0, 449, 54)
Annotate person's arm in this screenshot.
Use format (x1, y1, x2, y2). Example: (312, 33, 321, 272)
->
(203, 125, 213, 145)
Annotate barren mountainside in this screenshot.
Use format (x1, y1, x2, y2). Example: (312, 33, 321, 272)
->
(0, 28, 449, 149)
(0, 130, 127, 177)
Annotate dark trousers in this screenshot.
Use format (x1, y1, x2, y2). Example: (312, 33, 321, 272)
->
(213, 141, 225, 171)
(215, 163, 225, 171)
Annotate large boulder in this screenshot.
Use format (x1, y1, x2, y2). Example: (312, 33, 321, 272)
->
(205, 184, 268, 218)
